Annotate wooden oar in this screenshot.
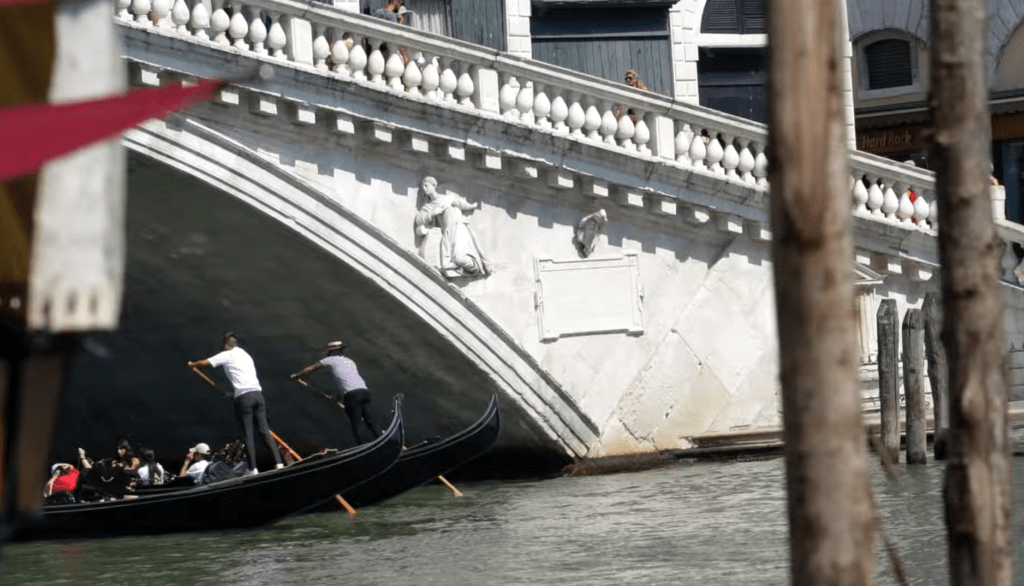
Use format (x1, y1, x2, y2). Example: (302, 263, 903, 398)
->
(295, 378, 466, 498)
(189, 366, 358, 515)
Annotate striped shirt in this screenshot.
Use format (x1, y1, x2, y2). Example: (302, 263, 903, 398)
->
(320, 355, 368, 393)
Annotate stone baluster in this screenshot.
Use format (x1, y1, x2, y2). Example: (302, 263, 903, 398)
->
(1002, 240, 1020, 284)
(210, 0, 230, 45)
(402, 58, 422, 96)
(598, 101, 617, 145)
(247, 9, 267, 54)
(633, 111, 650, 155)
(880, 179, 900, 222)
(533, 83, 552, 130)
(688, 129, 709, 170)
(721, 136, 740, 179)
(417, 56, 438, 97)
(190, 0, 211, 40)
(420, 57, 440, 98)
(895, 182, 915, 224)
(329, 33, 351, 77)
(384, 48, 405, 90)
(131, 0, 152, 24)
(498, 74, 519, 119)
(913, 189, 932, 229)
(455, 65, 475, 107)
(583, 99, 602, 141)
(170, 0, 190, 32)
(736, 138, 755, 184)
(265, 12, 286, 58)
(438, 58, 458, 102)
(347, 37, 368, 80)
(852, 175, 869, 213)
(929, 197, 939, 228)
(615, 108, 636, 151)
(675, 123, 694, 166)
(549, 90, 569, 134)
(705, 133, 725, 174)
(227, 4, 249, 51)
(752, 144, 768, 188)
(515, 81, 534, 125)
(866, 179, 884, 217)
(116, 0, 132, 20)
(151, 0, 172, 28)
(366, 39, 386, 85)
(566, 93, 586, 137)
(311, 25, 329, 69)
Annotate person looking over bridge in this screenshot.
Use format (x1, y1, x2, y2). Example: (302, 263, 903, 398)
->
(188, 332, 284, 475)
(291, 341, 382, 445)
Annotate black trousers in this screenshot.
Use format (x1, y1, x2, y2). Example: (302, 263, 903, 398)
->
(344, 389, 381, 444)
(234, 391, 282, 470)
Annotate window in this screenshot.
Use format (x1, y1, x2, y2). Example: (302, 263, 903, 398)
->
(701, 0, 765, 35)
(864, 39, 913, 90)
(531, 3, 672, 95)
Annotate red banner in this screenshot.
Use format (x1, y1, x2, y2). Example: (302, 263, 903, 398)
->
(0, 79, 228, 182)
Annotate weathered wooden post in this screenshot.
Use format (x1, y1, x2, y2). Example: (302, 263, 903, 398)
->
(902, 309, 927, 464)
(922, 292, 949, 460)
(931, 0, 1013, 583)
(766, 0, 875, 582)
(877, 299, 900, 463)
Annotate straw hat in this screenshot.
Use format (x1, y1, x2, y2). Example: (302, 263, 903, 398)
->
(325, 341, 347, 352)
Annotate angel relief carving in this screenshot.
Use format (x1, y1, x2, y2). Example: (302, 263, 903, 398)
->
(413, 176, 492, 279)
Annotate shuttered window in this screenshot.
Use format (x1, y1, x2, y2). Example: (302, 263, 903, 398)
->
(701, 0, 765, 34)
(865, 39, 913, 89)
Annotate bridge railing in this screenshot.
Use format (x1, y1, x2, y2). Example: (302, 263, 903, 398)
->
(117, 0, 1024, 283)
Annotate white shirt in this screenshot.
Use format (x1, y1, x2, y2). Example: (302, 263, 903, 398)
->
(185, 460, 210, 484)
(207, 346, 262, 397)
(137, 463, 165, 486)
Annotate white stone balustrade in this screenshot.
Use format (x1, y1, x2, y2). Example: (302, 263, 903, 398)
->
(115, 0, 1024, 286)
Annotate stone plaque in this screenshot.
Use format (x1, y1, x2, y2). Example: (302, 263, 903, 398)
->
(534, 253, 644, 341)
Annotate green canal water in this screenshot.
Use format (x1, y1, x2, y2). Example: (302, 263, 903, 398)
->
(3, 454, 1023, 585)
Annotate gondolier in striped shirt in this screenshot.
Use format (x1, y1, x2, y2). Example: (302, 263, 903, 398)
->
(291, 341, 382, 444)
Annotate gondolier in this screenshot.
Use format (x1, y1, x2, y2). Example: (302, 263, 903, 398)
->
(291, 341, 382, 444)
(189, 332, 284, 474)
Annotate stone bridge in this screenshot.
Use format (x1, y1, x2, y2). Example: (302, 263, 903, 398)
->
(57, 0, 1024, 474)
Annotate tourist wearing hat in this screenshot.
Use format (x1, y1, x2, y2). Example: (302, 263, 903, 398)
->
(188, 332, 284, 475)
(179, 442, 212, 484)
(291, 341, 382, 445)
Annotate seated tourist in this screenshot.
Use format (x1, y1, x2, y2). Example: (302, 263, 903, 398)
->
(179, 443, 211, 484)
(136, 448, 165, 486)
(43, 462, 79, 504)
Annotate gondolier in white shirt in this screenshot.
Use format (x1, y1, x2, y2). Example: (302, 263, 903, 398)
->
(291, 341, 382, 445)
(189, 332, 284, 474)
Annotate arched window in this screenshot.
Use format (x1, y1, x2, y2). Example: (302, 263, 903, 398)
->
(864, 39, 913, 90)
(700, 0, 765, 35)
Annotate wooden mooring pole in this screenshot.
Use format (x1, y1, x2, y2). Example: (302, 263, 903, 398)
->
(930, 0, 1012, 582)
(877, 299, 900, 463)
(922, 292, 949, 460)
(766, 0, 875, 582)
(901, 309, 927, 465)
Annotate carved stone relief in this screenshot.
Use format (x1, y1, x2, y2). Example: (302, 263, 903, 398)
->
(413, 176, 491, 279)
(535, 252, 644, 341)
(572, 208, 607, 258)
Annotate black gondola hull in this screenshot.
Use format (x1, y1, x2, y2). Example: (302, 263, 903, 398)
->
(340, 394, 499, 509)
(9, 397, 405, 541)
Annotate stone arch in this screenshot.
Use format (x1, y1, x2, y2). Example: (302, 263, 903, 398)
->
(121, 117, 600, 459)
(991, 7, 1024, 72)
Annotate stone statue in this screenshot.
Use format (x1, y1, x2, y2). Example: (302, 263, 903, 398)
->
(572, 209, 607, 258)
(414, 176, 491, 278)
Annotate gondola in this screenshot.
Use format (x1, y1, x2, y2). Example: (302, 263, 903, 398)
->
(337, 394, 499, 509)
(8, 396, 405, 542)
